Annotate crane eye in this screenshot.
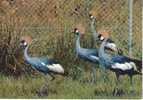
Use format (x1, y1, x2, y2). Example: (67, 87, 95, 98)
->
(20, 40, 28, 48)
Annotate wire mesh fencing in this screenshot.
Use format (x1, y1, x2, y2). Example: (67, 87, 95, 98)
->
(0, 0, 141, 75)
(11, 0, 140, 58)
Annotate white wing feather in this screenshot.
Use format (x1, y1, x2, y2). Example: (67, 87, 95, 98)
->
(46, 64, 64, 74)
(112, 62, 137, 71)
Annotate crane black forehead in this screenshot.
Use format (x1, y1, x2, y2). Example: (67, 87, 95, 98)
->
(74, 28, 78, 31)
(20, 40, 26, 43)
(98, 34, 102, 38)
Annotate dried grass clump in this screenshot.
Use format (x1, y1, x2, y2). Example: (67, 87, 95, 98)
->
(0, 15, 33, 76)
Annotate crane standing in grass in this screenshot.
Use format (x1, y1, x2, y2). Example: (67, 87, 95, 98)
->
(98, 38, 142, 95)
(20, 36, 66, 95)
(73, 28, 99, 83)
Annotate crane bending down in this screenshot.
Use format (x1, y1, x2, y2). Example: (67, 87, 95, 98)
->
(89, 14, 123, 54)
(20, 38, 66, 95)
(98, 38, 142, 95)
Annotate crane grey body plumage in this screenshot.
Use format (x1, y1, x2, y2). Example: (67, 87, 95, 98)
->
(23, 43, 64, 75)
(99, 38, 142, 75)
(98, 38, 142, 94)
(75, 32, 99, 63)
(74, 28, 99, 83)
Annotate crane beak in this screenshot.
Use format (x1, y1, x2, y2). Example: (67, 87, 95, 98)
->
(105, 43, 118, 52)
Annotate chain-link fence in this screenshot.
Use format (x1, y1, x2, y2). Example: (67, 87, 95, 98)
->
(15, 0, 141, 58)
(0, 0, 141, 75)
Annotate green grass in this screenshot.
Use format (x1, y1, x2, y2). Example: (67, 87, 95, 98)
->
(0, 69, 141, 99)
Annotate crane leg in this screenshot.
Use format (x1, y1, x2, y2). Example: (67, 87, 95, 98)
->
(116, 73, 120, 88)
(37, 75, 49, 97)
(129, 75, 135, 94)
(113, 73, 124, 96)
(100, 67, 108, 83)
(91, 67, 96, 84)
(48, 73, 55, 81)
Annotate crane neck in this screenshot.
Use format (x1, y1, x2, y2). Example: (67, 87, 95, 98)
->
(91, 18, 98, 41)
(24, 40, 36, 61)
(99, 39, 113, 68)
(75, 33, 81, 52)
(24, 44, 31, 61)
(99, 39, 107, 58)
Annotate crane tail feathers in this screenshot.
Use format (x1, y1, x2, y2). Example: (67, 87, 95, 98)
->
(130, 58, 142, 73)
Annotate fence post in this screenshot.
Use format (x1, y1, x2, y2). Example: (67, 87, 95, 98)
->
(128, 0, 133, 57)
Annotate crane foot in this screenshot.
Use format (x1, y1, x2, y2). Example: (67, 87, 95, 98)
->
(112, 87, 125, 96)
(129, 90, 135, 95)
(36, 84, 49, 97)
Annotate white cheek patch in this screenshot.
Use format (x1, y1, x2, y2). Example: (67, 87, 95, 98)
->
(111, 62, 137, 71)
(90, 15, 94, 19)
(46, 64, 64, 74)
(76, 30, 79, 33)
(100, 36, 104, 41)
(24, 42, 27, 46)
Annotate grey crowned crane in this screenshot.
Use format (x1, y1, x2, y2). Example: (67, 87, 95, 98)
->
(73, 28, 99, 83)
(89, 13, 123, 54)
(98, 38, 142, 95)
(20, 37, 66, 95)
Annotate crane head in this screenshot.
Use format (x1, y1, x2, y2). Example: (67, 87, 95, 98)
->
(73, 23, 85, 35)
(73, 28, 80, 35)
(89, 13, 96, 20)
(20, 40, 28, 49)
(20, 36, 32, 49)
(97, 34, 118, 52)
(73, 28, 84, 36)
(89, 10, 97, 20)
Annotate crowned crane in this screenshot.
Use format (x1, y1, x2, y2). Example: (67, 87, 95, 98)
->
(98, 38, 142, 95)
(73, 28, 99, 83)
(89, 13, 123, 54)
(20, 37, 66, 96)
